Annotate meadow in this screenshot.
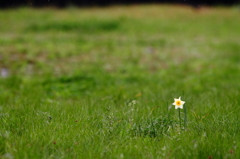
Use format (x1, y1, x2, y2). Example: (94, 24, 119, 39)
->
(0, 4, 240, 159)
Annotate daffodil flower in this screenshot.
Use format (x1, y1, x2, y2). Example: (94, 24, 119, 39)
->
(172, 97, 185, 109)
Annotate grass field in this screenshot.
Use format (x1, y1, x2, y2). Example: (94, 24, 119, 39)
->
(0, 4, 240, 159)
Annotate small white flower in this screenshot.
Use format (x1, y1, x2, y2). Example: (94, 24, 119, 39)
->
(172, 97, 185, 109)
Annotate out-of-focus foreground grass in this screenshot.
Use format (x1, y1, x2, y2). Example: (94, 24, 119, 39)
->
(0, 5, 240, 159)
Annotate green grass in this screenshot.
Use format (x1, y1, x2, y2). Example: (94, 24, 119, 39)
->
(0, 5, 240, 159)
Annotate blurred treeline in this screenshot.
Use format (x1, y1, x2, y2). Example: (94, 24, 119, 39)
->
(0, 0, 240, 8)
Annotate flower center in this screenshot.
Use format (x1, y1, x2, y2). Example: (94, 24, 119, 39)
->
(176, 101, 181, 106)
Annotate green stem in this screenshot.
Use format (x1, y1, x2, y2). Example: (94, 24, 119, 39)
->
(184, 104, 187, 128)
(182, 90, 187, 129)
(179, 108, 181, 129)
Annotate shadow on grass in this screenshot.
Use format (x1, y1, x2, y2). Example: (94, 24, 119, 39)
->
(27, 19, 121, 32)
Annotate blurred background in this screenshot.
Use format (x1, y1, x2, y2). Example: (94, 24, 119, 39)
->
(1, 0, 240, 8)
(0, 0, 239, 98)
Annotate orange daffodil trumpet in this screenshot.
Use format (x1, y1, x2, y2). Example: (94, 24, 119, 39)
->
(172, 97, 185, 109)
